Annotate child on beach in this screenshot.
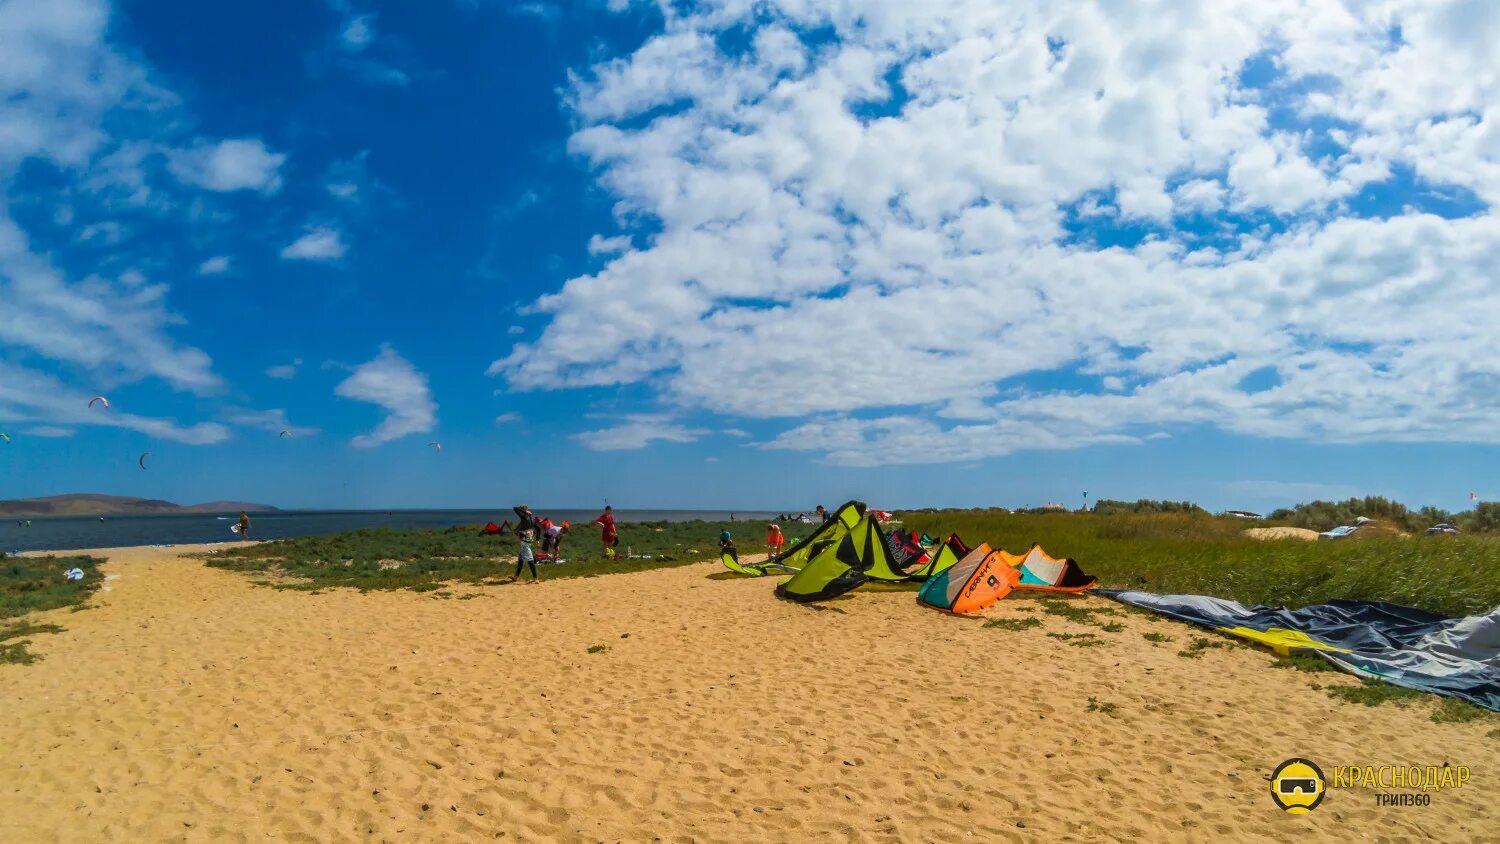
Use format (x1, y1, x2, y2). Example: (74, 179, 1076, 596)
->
(765, 523, 784, 559)
(718, 529, 735, 554)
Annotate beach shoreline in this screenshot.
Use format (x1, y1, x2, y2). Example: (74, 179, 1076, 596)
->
(3, 543, 1495, 841)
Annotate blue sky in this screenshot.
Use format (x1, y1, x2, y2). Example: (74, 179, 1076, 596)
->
(2, 0, 1499, 513)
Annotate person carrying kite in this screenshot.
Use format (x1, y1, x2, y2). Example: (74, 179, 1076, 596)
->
(238, 511, 251, 541)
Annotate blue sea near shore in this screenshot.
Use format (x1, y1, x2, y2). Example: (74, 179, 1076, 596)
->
(3, 509, 779, 554)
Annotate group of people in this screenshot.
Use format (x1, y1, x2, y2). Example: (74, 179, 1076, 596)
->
(503, 504, 618, 584)
(774, 504, 832, 524)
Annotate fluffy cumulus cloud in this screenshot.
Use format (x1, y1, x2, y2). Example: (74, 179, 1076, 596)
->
(335, 345, 437, 447)
(197, 255, 231, 275)
(166, 138, 286, 193)
(280, 226, 348, 261)
(574, 414, 709, 451)
(0, 0, 281, 439)
(493, 0, 1500, 465)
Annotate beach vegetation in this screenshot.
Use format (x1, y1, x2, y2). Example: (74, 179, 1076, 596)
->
(2, 554, 104, 620)
(1325, 680, 1425, 707)
(203, 520, 745, 591)
(901, 510, 1500, 617)
(982, 617, 1041, 631)
(1085, 696, 1118, 716)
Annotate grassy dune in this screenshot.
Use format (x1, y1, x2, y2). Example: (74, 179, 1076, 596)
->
(900, 510, 1500, 617)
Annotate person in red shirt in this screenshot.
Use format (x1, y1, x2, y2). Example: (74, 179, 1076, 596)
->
(594, 506, 618, 558)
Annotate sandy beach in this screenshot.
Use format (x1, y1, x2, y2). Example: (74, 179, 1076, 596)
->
(2, 545, 1496, 843)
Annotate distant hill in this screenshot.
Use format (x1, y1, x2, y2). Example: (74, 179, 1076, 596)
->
(0, 493, 279, 517)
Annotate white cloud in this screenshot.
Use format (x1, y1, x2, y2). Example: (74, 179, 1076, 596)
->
(512, 2, 559, 22)
(507, 325, 524, 335)
(0, 215, 220, 393)
(280, 226, 348, 261)
(494, 411, 522, 424)
(198, 255, 231, 275)
(167, 138, 286, 194)
(488, 1, 1500, 467)
(588, 234, 631, 255)
(334, 345, 437, 446)
(21, 425, 75, 438)
(225, 407, 319, 437)
(705, 456, 719, 462)
(338, 14, 376, 52)
(574, 414, 710, 451)
(0, 362, 230, 444)
(265, 358, 302, 380)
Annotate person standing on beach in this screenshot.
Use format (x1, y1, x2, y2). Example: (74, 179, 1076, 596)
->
(510, 504, 540, 584)
(238, 511, 251, 540)
(815, 504, 829, 523)
(594, 506, 617, 558)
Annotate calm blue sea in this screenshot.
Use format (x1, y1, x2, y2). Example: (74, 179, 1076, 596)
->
(2, 509, 779, 553)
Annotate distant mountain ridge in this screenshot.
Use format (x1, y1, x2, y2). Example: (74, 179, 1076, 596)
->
(0, 493, 279, 517)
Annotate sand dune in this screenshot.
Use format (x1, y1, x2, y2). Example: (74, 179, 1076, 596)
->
(2, 544, 1496, 842)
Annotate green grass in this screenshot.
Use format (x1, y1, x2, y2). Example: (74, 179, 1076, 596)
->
(1086, 696, 1118, 716)
(1143, 631, 1174, 645)
(204, 520, 750, 592)
(2, 554, 105, 620)
(1428, 697, 1496, 725)
(983, 617, 1042, 632)
(1325, 680, 1425, 707)
(1031, 596, 1119, 626)
(0, 621, 66, 665)
(587, 644, 608, 654)
(0, 554, 103, 666)
(1270, 653, 1340, 673)
(1046, 632, 1107, 647)
(901, 510, 1500, 617)
(1176, 636, 1226, 659)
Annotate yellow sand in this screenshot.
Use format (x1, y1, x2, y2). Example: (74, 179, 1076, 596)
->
(3, 544, 1497, 842)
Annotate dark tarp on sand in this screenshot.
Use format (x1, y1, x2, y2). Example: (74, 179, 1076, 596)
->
(1101, 590, 1500, 712)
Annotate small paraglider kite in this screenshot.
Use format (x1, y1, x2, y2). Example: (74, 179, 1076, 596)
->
(429, 441, 442, 452)
(138, 451, 151, 469)
(89, 396, 109, 409)
(279, 430, 292, 438)
(0, 432, 10, 444)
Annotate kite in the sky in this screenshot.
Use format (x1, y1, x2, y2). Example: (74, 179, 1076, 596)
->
(279, 430, 292, 438)
(429, 441, 443, 452)
(0, 432, 10, 444)
(138, 451, 151, 469)
(89, 396, 109, 409)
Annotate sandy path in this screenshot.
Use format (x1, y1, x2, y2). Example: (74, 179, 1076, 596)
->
(2, 545, 1496, 842)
